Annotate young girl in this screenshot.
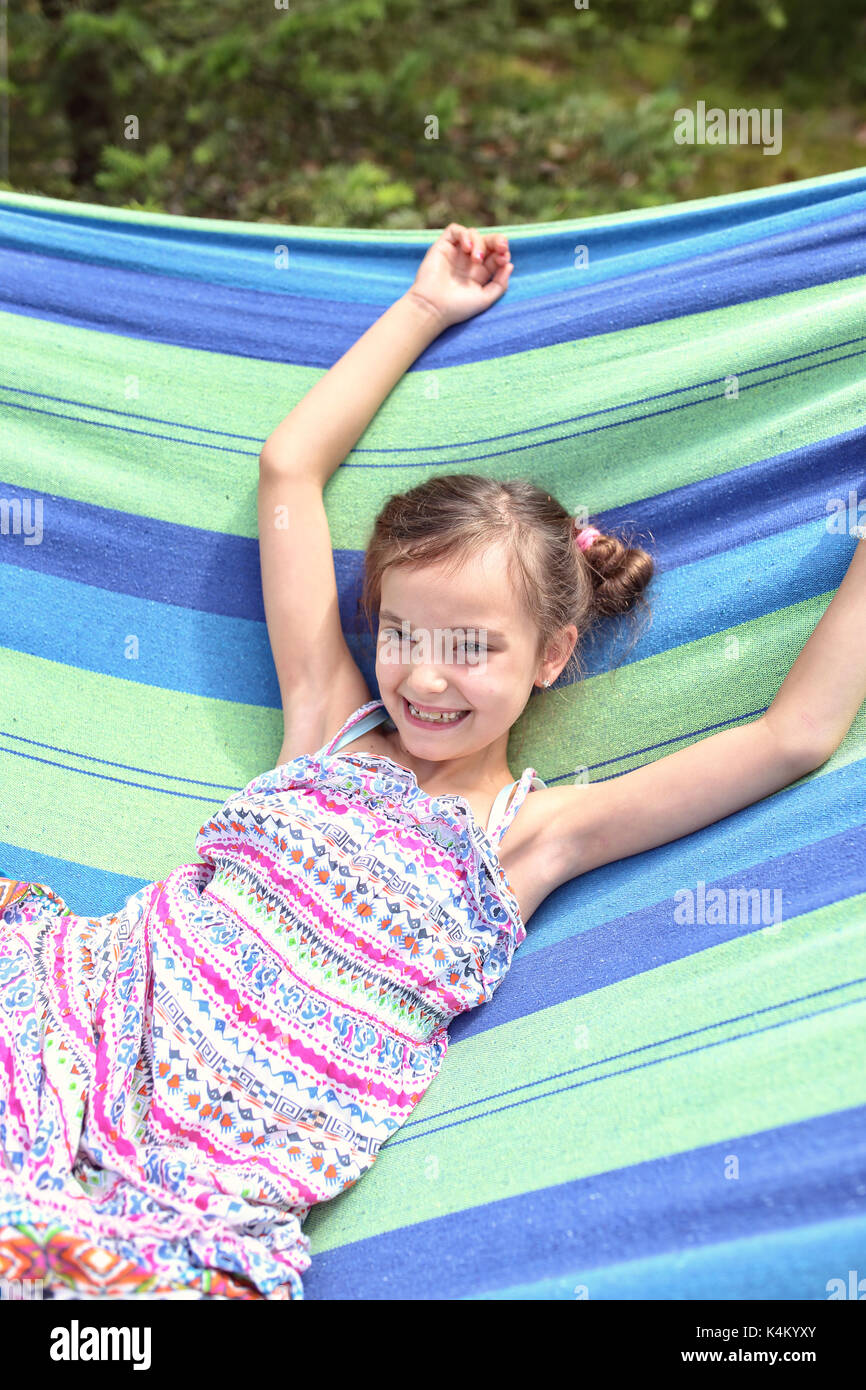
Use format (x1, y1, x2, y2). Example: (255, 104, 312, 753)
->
(1, 223, 864, 1303)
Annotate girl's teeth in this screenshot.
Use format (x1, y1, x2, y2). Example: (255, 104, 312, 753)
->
(408, 702, 465, 723)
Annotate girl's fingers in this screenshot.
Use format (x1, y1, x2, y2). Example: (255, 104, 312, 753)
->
(444, 224, 508, 254)
(444, 223, 473, 257)
(445, 223, 508, 269)
(480, 258, 513, 302)
(482, 233, 509, 273)
(482, 238, 511, 279)
(444, 223, 512, 295)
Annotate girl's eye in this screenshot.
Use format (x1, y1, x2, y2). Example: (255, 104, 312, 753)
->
(377, 629, 489, 659)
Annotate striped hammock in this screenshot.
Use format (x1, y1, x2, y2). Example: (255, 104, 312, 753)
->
(1, 166, 865, 1299)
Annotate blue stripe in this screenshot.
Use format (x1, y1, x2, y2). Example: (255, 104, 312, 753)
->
(1, 415, 862, 633)
(1, 511, 856, 701)
(1, 209, 864, 366)
(480, 1211, 866, 1301)
(1, 175, 863, 302)
(0, 475, 365, 621)
(0, 839, 150, 917)
(0, 564, 282, 706)
(302, 1105, 866, 1299)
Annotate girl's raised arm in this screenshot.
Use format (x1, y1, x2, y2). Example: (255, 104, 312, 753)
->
(257, 225, 513, 765)
(543, 536, 866, 887)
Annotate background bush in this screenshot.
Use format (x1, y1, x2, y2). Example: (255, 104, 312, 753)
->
(4, 0, 865, 224)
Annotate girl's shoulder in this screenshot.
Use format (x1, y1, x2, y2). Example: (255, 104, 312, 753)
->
(491, 782, 583, 926)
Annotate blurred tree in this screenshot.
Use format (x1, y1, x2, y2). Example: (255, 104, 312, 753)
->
(5, 0, 865, 223)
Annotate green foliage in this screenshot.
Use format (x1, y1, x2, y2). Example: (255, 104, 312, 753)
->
(6, 0, 865, 225)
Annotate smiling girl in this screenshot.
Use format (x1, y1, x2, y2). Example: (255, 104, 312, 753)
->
(259, 221, 865, 929)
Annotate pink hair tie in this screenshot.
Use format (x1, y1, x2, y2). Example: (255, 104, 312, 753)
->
(574, 523, 602, 552)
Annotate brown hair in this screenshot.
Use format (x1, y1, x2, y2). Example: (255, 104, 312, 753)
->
(360, 473, 655, 684)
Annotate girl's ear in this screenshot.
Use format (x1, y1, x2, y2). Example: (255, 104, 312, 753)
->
(546, 625, 579, 681)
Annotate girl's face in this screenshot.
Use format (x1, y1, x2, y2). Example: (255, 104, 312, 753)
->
(375, 543, 557, 758)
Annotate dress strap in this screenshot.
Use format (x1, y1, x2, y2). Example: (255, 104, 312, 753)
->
(485, 780, 519, 836)
(487, 769, 546, 844)
(325, 699, 390, 756)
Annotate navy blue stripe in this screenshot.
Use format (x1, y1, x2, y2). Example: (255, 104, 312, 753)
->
(302, 1105, 866, 1299)
(1, 210, 864, 366)
(3, 339, 864, 480)
(2, 423, 864, 621)
(0, 741, 231, 804)
(0, 728, 239, 793)
(0, 702, 772, 813)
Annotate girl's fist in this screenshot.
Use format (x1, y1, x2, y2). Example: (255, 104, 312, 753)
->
(407, 223, 513, 329)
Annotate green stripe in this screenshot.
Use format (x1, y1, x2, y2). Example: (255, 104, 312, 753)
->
(0, 648, 280, 876)
(2, 273, 865, 547)
(305, 891, 866, 1252)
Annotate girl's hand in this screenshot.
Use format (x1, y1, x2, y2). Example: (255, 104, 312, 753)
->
(406, 223, 513, 329)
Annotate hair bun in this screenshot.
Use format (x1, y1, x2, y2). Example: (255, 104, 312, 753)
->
(579, 528, 655, 619)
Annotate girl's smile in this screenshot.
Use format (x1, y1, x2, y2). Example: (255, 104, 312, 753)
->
(402, 696, 471, 727)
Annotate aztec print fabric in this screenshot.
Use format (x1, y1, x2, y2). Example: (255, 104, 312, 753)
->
(0, 701, 542, 1299)
(1, 167, 866, 1299)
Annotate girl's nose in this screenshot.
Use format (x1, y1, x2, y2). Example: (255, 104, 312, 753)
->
(406, 665, 449, 694)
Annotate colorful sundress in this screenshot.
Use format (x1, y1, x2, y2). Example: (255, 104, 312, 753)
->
(0, 699, 544, 1300)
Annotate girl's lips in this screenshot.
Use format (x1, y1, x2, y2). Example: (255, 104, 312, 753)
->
(402, 696, 471, 727)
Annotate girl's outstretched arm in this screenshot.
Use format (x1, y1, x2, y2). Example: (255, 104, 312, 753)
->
(259, 224, 513, 483)
(543, 537, 866, 886)
(257, 224, 513, 763)
(761, 533, 866, 758)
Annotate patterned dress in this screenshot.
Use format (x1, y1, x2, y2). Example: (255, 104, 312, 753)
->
(0, 699, 544, 1300)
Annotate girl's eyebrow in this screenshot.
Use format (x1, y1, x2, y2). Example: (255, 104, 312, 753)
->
(378, 610, 506, 640)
